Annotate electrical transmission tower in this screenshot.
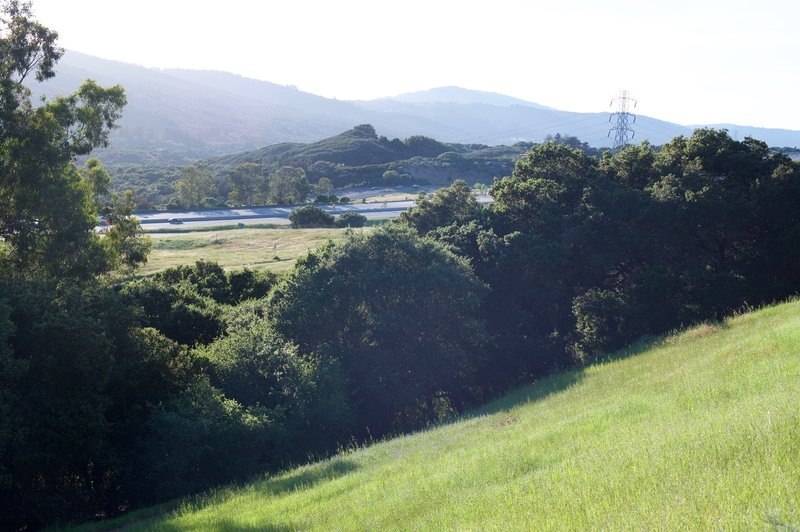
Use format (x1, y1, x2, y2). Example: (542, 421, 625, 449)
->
(608, 90, 637, 151)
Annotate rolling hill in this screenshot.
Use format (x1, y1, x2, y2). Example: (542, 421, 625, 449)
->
(81, 299, 800, 530)
(113, 125, 528, 207)
(206, 124, 525, 187)
(29, 52, 800, 168)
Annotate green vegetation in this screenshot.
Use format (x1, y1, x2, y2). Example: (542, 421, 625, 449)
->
(288, 205, 335, 228)
(0, 0, 143, 277)
(112, 124, 529, 208)
(82, 300, 800, 530)
(143, 227, 351, 274)
(5, 4, 800, 529)
(269, 225, 487, 435)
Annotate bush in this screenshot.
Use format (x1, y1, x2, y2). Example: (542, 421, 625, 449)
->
(335, 212, 367, 228)
(269, 225, 488, 435)
(122, 279, 224, 346)
(313, 194, 338, 204)
(289, 205, 335, 228)
(136, 378, 282, 502)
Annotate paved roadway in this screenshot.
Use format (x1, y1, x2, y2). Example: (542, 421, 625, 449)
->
(136, 201, 416, 230)
(132, 191, 492, 231)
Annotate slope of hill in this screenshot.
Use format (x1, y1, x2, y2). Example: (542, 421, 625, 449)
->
(85, 300, 800, 530)
(108, 124, 526, 208)
(29, 52, 800, 169)
(383, 85, 555, 109)
(207, 124, 525, 188)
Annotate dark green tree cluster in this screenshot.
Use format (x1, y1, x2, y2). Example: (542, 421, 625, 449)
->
(0, 259, 351, 528)
(397, 132, 800, 392)
(268, 225, 488, 434)
(288, 205, 367, 228)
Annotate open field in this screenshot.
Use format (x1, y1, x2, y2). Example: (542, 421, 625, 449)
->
(361, 192, 419, 203)
(140, 227, 358, 275)
(81, 300, 800, 530)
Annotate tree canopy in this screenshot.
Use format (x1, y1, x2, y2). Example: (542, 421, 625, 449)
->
(0, 0, 135, 278)
(269, 225, 488, 433)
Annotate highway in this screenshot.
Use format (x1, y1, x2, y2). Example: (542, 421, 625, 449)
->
(131, 190, 492, 231)
(135, 201, 416, 230)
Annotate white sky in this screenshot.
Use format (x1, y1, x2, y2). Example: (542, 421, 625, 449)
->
(31, 0, 800, 129)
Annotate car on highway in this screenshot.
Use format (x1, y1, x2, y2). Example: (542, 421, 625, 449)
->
(168, 217, 184, 224)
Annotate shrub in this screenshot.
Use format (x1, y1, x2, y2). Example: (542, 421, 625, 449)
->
(289, 205, 335, 228)
(335, 212, 367, 228)
(269, 225, 488, 435)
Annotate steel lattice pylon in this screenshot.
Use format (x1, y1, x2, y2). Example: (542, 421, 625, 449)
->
(608, 90, 637, 151)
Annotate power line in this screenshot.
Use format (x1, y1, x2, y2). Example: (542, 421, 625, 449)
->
(608, 90, 637, 151)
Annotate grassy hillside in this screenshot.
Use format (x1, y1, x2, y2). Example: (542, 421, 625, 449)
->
(82, 300, 800, 530)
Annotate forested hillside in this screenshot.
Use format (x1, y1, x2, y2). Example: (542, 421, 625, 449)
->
(113, 124, 531, 209)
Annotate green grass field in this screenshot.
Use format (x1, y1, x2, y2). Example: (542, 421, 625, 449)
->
(140, 227, 357, 275)
(80, 300, 800, 530)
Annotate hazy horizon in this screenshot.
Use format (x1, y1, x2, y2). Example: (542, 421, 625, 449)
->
(32, 0, 800, 131)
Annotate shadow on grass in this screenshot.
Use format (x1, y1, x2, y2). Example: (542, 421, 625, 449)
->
(459, 331, 684, 422)
(152, 518, 300, 531)
(462, 368, 585, 421)
(76, 460, 359, 531)
(254, 458, 359, 497)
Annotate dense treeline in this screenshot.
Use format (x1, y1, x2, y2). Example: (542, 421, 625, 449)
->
(407, 134, 800, 381)
(109, 124, 527, 209)
(4, 3, 800, 529)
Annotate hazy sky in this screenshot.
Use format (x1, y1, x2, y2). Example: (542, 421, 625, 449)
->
(32, 0, 800, 129)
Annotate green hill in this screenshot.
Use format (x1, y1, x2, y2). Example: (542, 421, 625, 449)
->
(206, 124, 525, 188)
(115, 125, 528, 208)
(81, 299, 800, 530)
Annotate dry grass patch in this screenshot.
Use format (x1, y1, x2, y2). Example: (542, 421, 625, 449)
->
(141, 227, 358, 275)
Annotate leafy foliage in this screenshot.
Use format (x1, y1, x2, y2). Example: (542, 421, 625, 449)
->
(175, 164, 217, 208)
(289, 205, 335, 228)
(269, 225, 487, 433)
(268, 166, 310, 205)
(0, 0, 151, 279)
(398, 179, 481, 235)
(335, 211, 367, 228)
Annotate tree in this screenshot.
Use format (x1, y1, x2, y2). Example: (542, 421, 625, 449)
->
(269, 225, 488, 434)
(268, 166, 310, 205)
(175, 164, 216, 209)
(0, 0, 129, 277)
(101, 190, 152, 272)
(398, 179, 481, 235)
(335, 211, 367, 228)
(228, 163, 267, 206)
(314, 176, 334, 197)
(289, 205, 334, 228)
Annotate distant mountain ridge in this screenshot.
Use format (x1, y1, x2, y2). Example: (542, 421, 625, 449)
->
(380, 86, 555, 110)
(26, 51, 800, 167)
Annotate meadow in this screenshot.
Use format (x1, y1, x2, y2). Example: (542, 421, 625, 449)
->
(140, 227, 358, 275)
(81, 300, 800, 530)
